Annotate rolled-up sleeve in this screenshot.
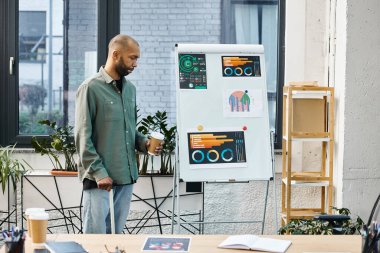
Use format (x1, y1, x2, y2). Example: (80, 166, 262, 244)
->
(135, 131, 148, 153)
(75, 84, 108, 182)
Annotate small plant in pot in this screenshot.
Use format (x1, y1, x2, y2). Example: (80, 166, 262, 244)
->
(137, 110, 176, 175)
(0, 144, 31, 194)
(31, 120, 78, 175)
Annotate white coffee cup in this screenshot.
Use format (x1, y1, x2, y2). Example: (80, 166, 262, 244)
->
(25, 208, 45, 237)
(29, 211, 49, 248)
(148, 132, 164, 155)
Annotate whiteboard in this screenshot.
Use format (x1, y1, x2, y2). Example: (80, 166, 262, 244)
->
(176, 44, 272, 182)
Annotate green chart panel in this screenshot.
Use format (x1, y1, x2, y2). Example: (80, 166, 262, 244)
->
(178, 54, 207, 89)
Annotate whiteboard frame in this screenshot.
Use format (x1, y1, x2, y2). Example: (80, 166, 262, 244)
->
(175, 44, 273, 182)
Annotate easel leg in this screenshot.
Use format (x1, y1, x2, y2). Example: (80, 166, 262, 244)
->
(171, 165, 176, 234)
(271, 131, 279, 233)
(262, 180, 269, 234)
(175, 162, 181, 234)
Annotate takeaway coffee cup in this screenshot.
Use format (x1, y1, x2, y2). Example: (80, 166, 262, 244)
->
(148, 132, 164, 155)
(25, 208, 45, 237)
(29, 211, 49, 248)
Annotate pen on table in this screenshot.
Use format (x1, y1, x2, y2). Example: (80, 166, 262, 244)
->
(2, 230, 9, 240)
(11, 225, 15, 240)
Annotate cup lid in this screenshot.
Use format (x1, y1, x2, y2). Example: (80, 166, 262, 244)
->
(150, 132, 164, 140)
(29, 212, 49, 220)
(25, 208, 46, 215)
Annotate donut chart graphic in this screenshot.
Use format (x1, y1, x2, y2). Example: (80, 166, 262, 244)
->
(192, 150, 205, 163)
(179, 54, 207, 89)
(221, 56, 261, 77)
(179, 55, 197, 72)
(188, 131, 246, 165)
(221, 148, 233, 162)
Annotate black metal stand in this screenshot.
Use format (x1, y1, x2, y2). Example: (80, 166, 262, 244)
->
(21, 172, 203, 234)
(0, 179, 17, 230)
(21, 174, 83, 234)
(125, 175, 203, 234)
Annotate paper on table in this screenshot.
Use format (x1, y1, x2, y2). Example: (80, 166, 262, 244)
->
(218, 235, 292, 253)
(142, 237, 191, 252)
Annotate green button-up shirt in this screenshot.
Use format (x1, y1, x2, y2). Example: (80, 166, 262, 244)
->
(75, 67, 147, 185)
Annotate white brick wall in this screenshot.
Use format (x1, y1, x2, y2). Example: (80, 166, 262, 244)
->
(120, 0, 221, 125)
(67, 0, 97, 125)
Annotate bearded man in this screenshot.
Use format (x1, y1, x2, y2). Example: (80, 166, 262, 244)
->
(75, 34, 162, 234)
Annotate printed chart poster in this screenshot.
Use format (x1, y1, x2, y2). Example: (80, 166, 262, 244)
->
(187, 131, 247, 169)
(223, 89, 264, 118)
(222, 56, 261, 77)
(142, 237, 191, 252)
(178, 54, 207, 89)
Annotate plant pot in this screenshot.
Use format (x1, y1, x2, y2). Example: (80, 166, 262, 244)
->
(49, 170, 78, 176)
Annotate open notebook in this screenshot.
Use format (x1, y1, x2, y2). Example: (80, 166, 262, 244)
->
(218, 235, 292, 253)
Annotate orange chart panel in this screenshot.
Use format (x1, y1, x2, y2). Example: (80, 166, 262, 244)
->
(187, 131, 246, 165)
(221, 56, 261, 77)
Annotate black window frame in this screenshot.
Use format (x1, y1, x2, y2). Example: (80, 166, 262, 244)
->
(0, 0, 121, 147)
(221, 0, 285, 149)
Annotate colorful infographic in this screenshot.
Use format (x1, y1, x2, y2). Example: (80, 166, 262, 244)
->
(142, 237, 191, 252)
(178, 54, 207, 89)
(222, 56, 261, 77)
(223, 89, 264, 118)
(187, 131, 247, 168)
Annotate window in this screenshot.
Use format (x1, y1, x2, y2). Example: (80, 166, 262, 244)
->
(0, 0, 99, 146)
(222, 0, 284, 148)
(19, 11, 46, 62)
(18, 1, 65, 135)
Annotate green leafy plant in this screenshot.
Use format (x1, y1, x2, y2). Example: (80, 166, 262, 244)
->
(278, 219, 333, 235)
(332, 206, 364, 234)
(31, 120, 77, 172)
(278, 207, 364, 235)
(137, 111, 176, 175)
(0, 144, 31, 194)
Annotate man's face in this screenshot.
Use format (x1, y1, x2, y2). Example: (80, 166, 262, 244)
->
(115, 43, 140, 77)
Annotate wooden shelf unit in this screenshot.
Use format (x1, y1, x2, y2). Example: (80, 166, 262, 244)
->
(281, 86, 335, 226)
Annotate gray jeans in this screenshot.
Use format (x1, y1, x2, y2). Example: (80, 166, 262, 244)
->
(82, 184, 134, 234)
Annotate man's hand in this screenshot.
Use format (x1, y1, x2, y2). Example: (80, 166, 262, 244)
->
(97, 177, 113, 192)
(145, 139, 165, 156)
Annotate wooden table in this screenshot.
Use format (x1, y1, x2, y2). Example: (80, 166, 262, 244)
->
(2, 234, 361, 253)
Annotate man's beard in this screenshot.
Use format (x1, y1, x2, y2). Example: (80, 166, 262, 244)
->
(115, 58, 133, 77)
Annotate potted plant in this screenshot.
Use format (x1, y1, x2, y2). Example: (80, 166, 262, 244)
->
(0, 144, 31, 194)
(31, 120, 78, 175)
(137, 110, 176, 175)
(278, 207, 364, 235)
(0, 144, 31, 229)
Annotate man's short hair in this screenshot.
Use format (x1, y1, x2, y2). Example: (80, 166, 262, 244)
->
(108, 34, 139, 52)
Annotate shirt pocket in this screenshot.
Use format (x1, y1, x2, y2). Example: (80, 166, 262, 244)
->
(103, 100, 122, 121)
(125, 98, 136, 120)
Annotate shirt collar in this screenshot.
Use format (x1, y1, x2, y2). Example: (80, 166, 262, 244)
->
(99, 66, 114, 84)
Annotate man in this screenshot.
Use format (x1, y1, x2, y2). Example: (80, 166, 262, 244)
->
(75, 34, 162, 234)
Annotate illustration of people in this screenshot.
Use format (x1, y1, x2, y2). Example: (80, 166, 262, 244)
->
(229, 90, 251, 112)
(240, 90, 250, 112)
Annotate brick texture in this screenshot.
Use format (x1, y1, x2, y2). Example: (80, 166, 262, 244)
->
(120, 0, 221, 125)
(67, 0, 221, 126)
